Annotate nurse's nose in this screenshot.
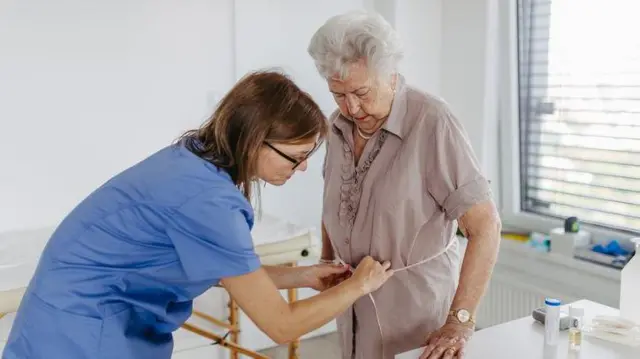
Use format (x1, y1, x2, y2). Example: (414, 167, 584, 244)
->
(296, 160, 308, 172)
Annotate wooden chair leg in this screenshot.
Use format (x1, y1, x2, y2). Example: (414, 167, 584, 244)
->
(229, 296, 240, 359)
(287, 262, 299, 359)
(181, 322, 268, 359)
(182, 259, 304, 359)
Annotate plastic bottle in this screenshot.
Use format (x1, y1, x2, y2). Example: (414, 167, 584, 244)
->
(569, 306, 584, 351)
(544, 298, 562, 346)
(620, 238, 640, 325)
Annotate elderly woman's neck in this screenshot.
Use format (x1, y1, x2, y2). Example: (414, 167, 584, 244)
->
(355, 116, 388, 136)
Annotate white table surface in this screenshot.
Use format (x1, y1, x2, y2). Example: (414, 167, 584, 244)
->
(397, 299, 640, 359)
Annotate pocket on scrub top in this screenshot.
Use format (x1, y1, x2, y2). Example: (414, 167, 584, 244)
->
(16, 293, 102, 358)
(98, 307, 173, 359)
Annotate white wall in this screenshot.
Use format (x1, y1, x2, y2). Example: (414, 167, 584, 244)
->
(0, 0, 500, 355)
(0, 0, 236, 232)
(438, 0, 501, 199)
(0, 0, 500, 234)
(394, 0, 443, 95)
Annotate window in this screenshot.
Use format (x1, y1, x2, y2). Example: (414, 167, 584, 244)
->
(515, 0, 640, 234)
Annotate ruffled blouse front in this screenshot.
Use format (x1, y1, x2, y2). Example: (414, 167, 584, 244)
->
(337, 131, 388, 228)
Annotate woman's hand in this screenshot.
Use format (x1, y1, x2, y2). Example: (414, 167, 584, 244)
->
(347, 256, 394, 295)
(300, 263, 351, 291)
(419, 321, 474, 359)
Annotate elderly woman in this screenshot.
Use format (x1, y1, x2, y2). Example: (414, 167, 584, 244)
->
(308, 11, 502, 359)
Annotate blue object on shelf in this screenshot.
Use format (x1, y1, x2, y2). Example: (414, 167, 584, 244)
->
(592, 240, 630, 257)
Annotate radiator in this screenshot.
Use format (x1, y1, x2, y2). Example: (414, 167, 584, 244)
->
(475, 276, 544, 328)
(472, 240, 598, 329)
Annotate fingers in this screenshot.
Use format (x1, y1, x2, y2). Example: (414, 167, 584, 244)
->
(337, 271, 352, 281)
(381, 260, 391, 270)
(425, 332, 440, 346)
(419, 344, 435, 359)
(333, 273, 349, 285)
(427, 345, 447, 359)
(443, 347, 456, 359)
(360, 256, 374, 265)
(421, 334, 461, 359)
(321, 263, 350, 274)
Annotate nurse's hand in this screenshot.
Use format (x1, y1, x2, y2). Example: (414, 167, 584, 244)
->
(302, 263, 351, 291)
(349, 256, 394, 295)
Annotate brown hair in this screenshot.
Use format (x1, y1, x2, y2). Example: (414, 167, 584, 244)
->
(179, 70, 328, 202)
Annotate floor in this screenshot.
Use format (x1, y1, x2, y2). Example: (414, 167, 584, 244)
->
(259, 332, 341, 358)
(169, 332, 342, 359)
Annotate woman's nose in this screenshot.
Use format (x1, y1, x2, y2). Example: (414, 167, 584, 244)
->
(346, 94, 360, 115)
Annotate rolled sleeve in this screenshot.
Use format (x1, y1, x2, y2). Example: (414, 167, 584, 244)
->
(426, 109, 493, 220)
(166, 188, 261, 282)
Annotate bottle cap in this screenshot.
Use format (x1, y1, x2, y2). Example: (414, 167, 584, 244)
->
(570, 306, 584, 316)
(564, 217, 580, 233)
(545, 298, 562, 306)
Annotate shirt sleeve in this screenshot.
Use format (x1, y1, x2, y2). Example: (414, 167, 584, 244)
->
(322, 111, 338, 179)
(425, 107, 493, 221)
(165, 187, 261, 282)
(322, 142, 329, 179)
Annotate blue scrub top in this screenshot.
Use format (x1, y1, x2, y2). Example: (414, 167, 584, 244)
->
(2, 142, 261, 359)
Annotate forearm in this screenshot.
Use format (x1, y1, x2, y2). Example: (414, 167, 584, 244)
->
(263, 265, 305, 290)
(279, 278, 361, 342)
(321, 221, 334, 261)
(451, 204, 502, 315)
(222, 268, 363, 345)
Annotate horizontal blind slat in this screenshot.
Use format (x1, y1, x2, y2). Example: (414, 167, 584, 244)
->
(528, 167, 640, 193)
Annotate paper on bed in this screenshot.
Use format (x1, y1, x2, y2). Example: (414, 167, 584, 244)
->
(0, 227, 52, 292)
(250, 213, 318, 257)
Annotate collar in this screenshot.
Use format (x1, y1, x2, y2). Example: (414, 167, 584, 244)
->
(331, 74, 409, 140)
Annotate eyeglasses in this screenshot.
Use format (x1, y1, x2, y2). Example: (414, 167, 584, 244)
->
(264, 141, 322, 170)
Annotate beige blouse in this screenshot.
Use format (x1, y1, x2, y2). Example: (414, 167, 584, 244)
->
(322, 75, 493, 358)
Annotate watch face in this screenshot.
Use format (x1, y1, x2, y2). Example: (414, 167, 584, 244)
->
(456, 309, 470, 323)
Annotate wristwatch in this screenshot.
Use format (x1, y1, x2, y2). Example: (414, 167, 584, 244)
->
(448, 308, 476, 326)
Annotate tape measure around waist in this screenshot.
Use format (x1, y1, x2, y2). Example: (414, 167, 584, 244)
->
(334, 238, 457, 356)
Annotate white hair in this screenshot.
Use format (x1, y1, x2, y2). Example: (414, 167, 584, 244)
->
(307, 11, 403, 80)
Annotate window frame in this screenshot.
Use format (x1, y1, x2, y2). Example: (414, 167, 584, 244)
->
(497, 0, 639, 244)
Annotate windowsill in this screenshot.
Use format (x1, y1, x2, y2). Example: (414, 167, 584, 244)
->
(498, 238, 621, 280)
(499, 210, 637, 253)
(493, 236, 622, 309)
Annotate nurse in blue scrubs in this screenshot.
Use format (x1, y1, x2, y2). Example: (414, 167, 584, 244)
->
(2, 71, 393, 359)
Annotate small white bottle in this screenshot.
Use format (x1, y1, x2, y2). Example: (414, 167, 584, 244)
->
(545, 298, 562, 346)
(620, 238, 640, 325)
(569, 306, 584, 351)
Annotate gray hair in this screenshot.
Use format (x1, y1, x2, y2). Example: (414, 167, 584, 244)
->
(307, 11, 403, 80)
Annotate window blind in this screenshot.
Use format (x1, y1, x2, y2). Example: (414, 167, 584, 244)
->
(517, 0, 640, 233)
